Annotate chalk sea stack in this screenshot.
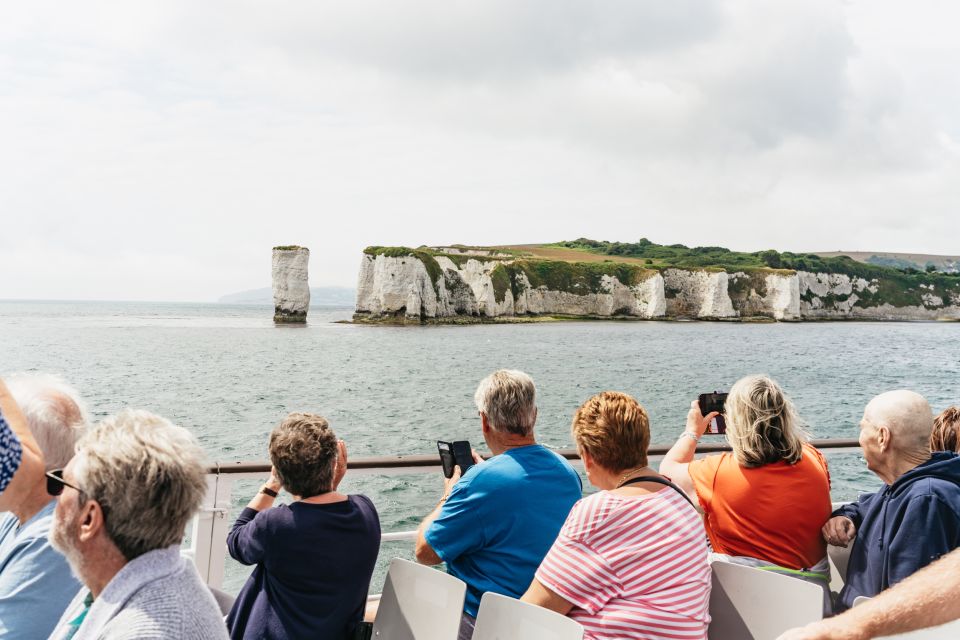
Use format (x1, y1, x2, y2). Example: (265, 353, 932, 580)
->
(272, 246, 310, 323)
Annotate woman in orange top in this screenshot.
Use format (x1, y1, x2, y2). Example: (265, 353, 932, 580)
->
(660, 375, 832, 587)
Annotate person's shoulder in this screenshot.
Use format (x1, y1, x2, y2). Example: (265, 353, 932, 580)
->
(104, 603, 228, 640)
(349, 494, 383, 528)
(0, 508, 58, 560)
(350, 493, 377, 511)
(250, 503, 294, 527)
(689, 451, 730, 475)
(559, 493, 618, 539)
(115, 561, 227, 639)
(911, 475, 960, 504)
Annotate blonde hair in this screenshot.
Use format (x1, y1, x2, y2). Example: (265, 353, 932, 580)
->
(73, 409, 207, 560)
(930, 407, 960, 452)
(724, 375, 806, 467)
(474, 370, 537, 436)
(572, 391, 650, 472)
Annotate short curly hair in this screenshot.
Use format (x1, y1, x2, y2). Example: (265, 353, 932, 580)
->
(269, 413, 339, 498)
(930, 406, 960, 453)
(572, 391, 650, 472)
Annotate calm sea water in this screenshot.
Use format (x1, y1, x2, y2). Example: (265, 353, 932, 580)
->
(2, 300, 958, 592)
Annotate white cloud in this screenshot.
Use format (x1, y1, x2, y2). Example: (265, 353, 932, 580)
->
(0, 0, 958, 300)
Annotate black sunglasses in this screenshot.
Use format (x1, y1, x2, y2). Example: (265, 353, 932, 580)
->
(46, 469, 84, 497)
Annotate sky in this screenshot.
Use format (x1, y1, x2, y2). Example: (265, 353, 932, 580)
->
(1, 1, 958, 301)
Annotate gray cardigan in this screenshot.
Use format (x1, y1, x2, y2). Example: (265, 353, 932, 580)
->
(50, 546, 228, 640)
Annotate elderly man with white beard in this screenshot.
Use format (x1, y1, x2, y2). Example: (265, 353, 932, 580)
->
(46, 409, 228, 640)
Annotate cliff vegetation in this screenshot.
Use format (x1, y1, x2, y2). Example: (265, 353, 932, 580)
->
(557, 238, 960, 309)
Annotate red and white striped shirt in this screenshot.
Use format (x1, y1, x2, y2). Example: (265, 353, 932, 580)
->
(535, 488, 711, 640)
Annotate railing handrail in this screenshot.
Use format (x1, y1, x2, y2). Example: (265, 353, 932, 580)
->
(205, 438, 861, 474)
(192, 437, 862, 589)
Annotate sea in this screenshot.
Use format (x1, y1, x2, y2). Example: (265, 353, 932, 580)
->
(2, 300, 958, 593)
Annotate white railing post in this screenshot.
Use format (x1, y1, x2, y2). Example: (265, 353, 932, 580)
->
(190, 472, 233, 588)
(207, 474, 233, 588)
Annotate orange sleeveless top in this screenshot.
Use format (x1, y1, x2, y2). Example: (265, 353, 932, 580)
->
(687, 443, 831, 569)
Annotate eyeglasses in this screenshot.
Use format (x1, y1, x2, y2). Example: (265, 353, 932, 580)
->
(45, 469, 84, 497)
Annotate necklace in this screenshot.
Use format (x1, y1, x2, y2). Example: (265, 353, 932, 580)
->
(615, 466, 650, 489)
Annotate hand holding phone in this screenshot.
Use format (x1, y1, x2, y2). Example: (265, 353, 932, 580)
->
(437, 440, 476, 478)
(697, 392, 728, 435)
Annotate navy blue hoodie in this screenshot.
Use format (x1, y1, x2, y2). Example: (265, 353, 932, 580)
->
(834, 452, 960, 612)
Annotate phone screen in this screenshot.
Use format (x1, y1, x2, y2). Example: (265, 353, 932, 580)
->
(698, 392, 728, 435)
(451, 440, 475, 476)
(437, 441, 457, 478)
(437, 440, 475, 478)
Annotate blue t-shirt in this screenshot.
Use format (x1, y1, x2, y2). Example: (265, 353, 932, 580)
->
(0, 501, 83, 639)
(425, 444, 582, 617)
(0, 411, 22, 495)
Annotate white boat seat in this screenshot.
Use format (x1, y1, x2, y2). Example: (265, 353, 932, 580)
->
(708, 560, 823, 640)
(827, 543, 852, 593)
(372, 558, 466, 640)
(472, 592, 584, 640)
(208, 586, 236, 617)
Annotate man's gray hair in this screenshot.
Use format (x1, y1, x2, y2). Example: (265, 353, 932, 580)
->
(73, 409, 208, 560)
(4, 373, 88, 470)
(473, 369, 537, 436)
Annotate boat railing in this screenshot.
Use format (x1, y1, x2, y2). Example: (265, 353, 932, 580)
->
(188, 438, 862, 589)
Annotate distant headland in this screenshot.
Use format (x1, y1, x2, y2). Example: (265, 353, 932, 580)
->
(352, 239, 960, 324)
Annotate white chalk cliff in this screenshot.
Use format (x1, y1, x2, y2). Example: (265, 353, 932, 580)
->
(272, 247, 310, 323)
(354, 252, 960, 322)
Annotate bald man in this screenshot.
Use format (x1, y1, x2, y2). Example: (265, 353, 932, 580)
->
(823, 390, 960, 612)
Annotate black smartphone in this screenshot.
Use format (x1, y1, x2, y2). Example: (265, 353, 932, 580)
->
(437, 440, 475, 478)
(698, 392, 728, 435)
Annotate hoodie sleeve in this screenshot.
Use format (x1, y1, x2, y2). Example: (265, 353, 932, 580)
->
(887, 495, 960, 588)
(833, 492, 876, 530)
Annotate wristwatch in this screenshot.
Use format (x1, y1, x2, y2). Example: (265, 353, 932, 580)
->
(680, 431, 701, 442)
(259, 486, 279, 498)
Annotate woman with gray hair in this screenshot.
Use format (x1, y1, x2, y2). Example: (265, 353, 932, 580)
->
(226, 413, 380, 640)
(660, 375, 832, 591)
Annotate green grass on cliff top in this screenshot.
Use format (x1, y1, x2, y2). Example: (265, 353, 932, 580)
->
(553, 238, 960, 282)
(363, 241, 960, 307)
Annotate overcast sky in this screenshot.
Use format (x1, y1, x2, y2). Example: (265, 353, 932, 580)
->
(1, 0, 958, 301)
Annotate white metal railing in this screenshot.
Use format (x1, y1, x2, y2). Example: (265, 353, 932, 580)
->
(187, 440, 862, 589)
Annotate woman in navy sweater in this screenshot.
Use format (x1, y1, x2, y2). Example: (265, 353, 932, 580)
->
(226, 413, 381, 640)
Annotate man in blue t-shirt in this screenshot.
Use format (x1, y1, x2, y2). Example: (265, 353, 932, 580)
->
(415, 369, 582, 640)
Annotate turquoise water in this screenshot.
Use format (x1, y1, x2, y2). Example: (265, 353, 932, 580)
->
(2, 301, 957, 592)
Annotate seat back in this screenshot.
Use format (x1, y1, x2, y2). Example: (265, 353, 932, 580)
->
(827, 543, 852, 593)
(208, 586, 236, 617)
(372, 558, 466, 640)
(877, 619, 960, 639)
(472, 592, 584, 640)
(708, 561, 823, 640)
